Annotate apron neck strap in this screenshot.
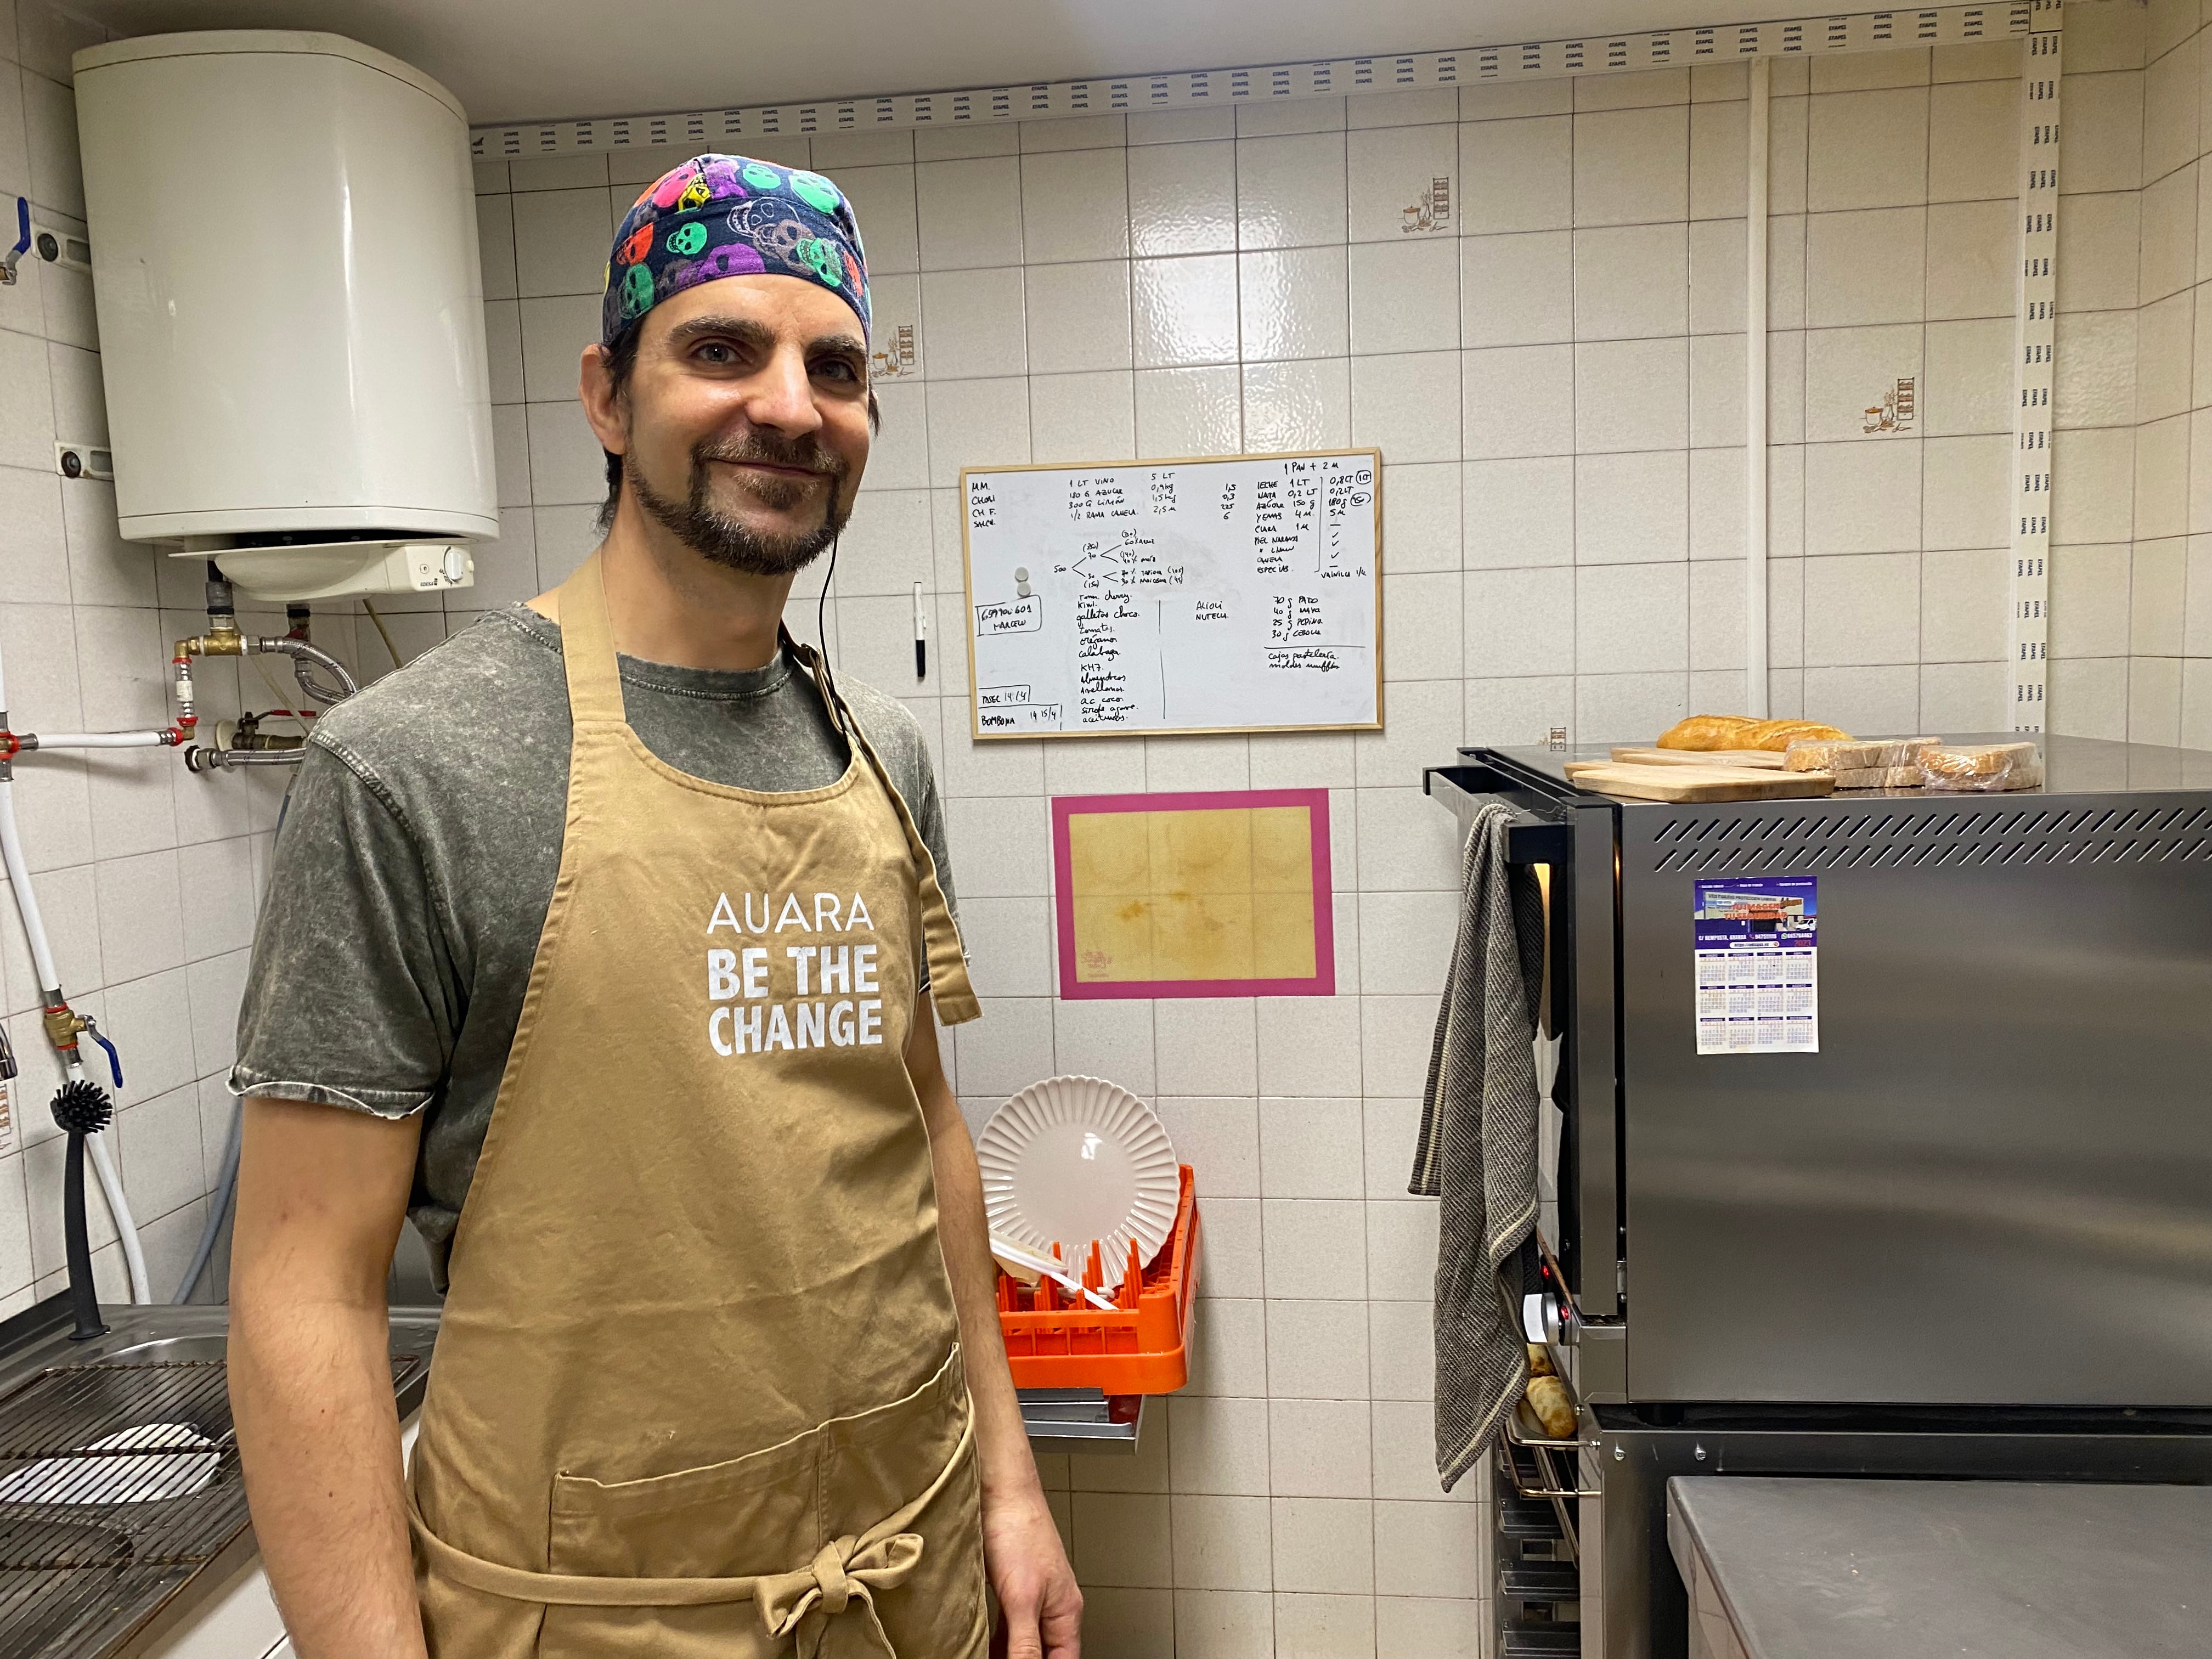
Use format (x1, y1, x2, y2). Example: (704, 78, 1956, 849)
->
(555, 549, 628, 726)
(784, 628, 983, 1026)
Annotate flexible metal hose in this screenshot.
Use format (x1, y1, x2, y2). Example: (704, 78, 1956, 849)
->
(255, 636, 358, 705)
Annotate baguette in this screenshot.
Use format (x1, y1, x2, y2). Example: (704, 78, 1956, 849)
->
(1738, 718, 1851, 752)
(1655, 714, 1760, 751)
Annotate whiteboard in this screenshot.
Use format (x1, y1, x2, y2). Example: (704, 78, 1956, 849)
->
(960, 449, 1383, 740)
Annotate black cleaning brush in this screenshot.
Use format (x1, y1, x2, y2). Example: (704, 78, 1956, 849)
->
(51, 1080, 114, 1341)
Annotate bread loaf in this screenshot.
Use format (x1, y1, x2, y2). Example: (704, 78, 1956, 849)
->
(1920, 742, 2043, 792)
(1830, 764, 1925, 789)
(1784, 736, 1941, 773)
(1527, 1342, 1555, 1378)
(1655, 714, 1760, 751)
(1526, 1374, 1578, 1440)
(1738, 719, 1851, 752)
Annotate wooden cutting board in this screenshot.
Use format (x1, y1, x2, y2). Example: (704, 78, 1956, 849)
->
(1610, 746, 1786, 770)
(1564, 762, 1836, 802)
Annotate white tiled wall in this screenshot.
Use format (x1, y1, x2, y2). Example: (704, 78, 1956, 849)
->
(2097, 0, 2212, 744)
(0, 1, 405, 1315)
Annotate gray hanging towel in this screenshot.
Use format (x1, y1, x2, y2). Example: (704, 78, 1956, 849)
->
(1409, 799, 1547, 1491)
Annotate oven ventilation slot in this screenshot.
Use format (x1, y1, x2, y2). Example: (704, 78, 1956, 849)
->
(1649, 805, 2212, 873)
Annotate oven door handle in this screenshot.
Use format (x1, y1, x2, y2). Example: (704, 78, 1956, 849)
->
(1423, 764, 1574, 865)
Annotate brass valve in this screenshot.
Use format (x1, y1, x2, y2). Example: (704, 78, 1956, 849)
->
(175, 617, 245, 660)
(42, 1005, 88, 1049)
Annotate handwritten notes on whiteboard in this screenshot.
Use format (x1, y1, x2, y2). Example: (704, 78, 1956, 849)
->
(960, 451, 1383, 740)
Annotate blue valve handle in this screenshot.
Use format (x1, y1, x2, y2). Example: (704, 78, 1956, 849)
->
(83, 1022, 122, 1090)
(9, 196, 28, 259)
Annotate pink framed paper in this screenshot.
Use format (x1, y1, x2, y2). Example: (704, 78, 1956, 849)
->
(1051, 788, 1335, 1001)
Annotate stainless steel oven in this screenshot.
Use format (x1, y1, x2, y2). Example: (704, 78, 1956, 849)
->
(1426, 733, 2212, 1658)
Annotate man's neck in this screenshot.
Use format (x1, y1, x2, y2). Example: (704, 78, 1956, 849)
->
(529, 500, 797, 673)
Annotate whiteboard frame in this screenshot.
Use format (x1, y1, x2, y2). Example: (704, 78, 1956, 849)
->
(957, 448, 1386, 743)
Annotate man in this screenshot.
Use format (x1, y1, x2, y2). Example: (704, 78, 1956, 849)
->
(227, 153, 1082, 1659)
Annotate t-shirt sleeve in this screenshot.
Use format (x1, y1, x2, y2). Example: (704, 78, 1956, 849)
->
(230, 739, 455, 1118)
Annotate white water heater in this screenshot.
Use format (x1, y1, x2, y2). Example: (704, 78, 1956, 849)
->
(72, 31, 495, 601)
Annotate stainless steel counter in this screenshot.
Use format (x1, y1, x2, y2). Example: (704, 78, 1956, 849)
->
(0, 1294, 437, 1659)
(1666, 1476, 2212, 1658)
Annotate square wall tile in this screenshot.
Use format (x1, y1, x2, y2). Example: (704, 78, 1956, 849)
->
(1136, 365, 1242, 456)
(1573, 222, 1689, 341)
(1928, 78, 2018, 203)
(1020, 148, 1130, 263)
(1803, 439, 1923, 554)
(1267, 1298, 1372, 1397)
(1804, 208, 1926, 325)
(1803, 325, 1923, 444)
(1577, 563, 1689, 673)
(1459, 117, 1571, 234)
(1575, 338, 1689, 454)
(1239, 133, 1348, 250)
(1462, 345, 1573, 460)
(1346, 122, 1457, 242)
(1350, 238, 1461, 356)
(1572, 105, 1689, 227)
(1463, 456, 1573, 568)
(1240, 247, 1350, 362)
(1027, 262, 1133, 375)
(2056, 193, 2139, 315)
(1273, 1499, 1375, 1595)
(1807, 88, 1928, 211)
(1130, 141, 1237, 256)
(1173, 1494, 1273, 1591)
(1464, 564, 1574, 676)
(511, 188, 612, 298)
(2060, 71, 2144, 196)
(924, 266, 1028, 379)
(917, 156, 1023, 270)
(1576, 451, 1689, 565)
(1134, 255, 1239, 368)
(1351, 352, 1460, 466)
(1459, 232, 1570, 348)
(1804, 551, 1921, 665)
(1243, 359, 1351, 453)
(1927, 200, 2018, 321)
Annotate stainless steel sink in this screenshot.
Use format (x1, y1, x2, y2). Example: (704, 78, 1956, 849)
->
(98, 1335, 233, 1366)
(0, 1295, 439, 1659)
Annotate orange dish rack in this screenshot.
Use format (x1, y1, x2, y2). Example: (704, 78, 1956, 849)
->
(996, 1164, 1200, 1398)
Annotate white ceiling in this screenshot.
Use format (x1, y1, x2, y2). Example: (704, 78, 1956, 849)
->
(73, 1, 1817, 127)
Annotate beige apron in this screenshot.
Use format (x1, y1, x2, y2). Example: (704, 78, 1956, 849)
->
(405, 549, 988, 1659)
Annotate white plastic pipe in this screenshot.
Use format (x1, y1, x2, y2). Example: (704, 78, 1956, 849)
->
(0, 656, 153, 1303)
(27, 730, 171, 749)
(1746, 57, 1772, 719)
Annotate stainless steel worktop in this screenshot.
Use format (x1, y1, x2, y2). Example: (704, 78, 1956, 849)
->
(1667, 1476, 2212, 1658)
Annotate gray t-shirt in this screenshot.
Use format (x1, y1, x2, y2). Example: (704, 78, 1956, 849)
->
(231, 605, 956, 1277)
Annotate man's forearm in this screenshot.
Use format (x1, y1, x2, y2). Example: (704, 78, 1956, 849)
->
(927, 1107, 1045, 1498)
(231, 1290, 425, 1659)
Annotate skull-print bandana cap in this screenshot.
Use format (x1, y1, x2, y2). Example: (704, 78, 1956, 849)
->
(600, 154, 869, 348)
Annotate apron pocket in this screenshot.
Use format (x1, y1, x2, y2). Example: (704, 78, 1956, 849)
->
(539, 1348, 984, 1659)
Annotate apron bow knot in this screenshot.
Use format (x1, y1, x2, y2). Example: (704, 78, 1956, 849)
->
(758, 1530, 926, 1656)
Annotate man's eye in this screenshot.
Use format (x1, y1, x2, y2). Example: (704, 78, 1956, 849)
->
(695, 342, 737, 364)
(814, 358, 860, 383)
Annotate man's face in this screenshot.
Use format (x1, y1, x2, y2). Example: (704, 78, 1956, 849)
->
(585, 276, 872, 575)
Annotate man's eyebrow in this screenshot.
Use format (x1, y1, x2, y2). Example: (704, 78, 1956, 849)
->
(808, 331, 868, 359)
(664, 314, 776, 347)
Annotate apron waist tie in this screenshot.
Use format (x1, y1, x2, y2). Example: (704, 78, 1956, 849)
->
(407, 1409, 974, 1658)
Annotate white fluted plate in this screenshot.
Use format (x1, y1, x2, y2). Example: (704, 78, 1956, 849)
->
(978, 1075, 1180, 1272)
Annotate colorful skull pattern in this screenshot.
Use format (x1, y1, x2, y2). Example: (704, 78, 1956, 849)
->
(600, 153, 870, 347)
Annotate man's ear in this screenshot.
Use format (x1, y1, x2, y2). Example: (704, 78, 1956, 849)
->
(579, 342, 628, 456)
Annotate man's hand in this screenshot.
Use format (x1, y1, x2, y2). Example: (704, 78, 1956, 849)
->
(983, 1483, 1082, 1659)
